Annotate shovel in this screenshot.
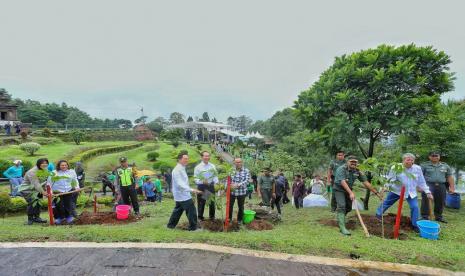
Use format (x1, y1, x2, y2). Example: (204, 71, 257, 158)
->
(353, 200, 370, 238)
(428, 198, 434, 221)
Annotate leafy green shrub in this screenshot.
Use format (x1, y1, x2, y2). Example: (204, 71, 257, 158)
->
(32, 137, 61, 145)
(171, 139, 180, 148)
(0, 192, 11, 217)
(76, 195, 91, 207)
(19, 142, 41, 156)
(97, 196, 114, 206)
(147, 151, 160, 161)
(70, 130, 85, 145)
(0, 160, 33, 175)
(69, 143, 143, 167)
(42, 128, 52, 137)
(8, 197, 28, 212)
(152, 160, 173, 171)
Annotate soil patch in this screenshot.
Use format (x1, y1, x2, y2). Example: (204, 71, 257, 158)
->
(177, 219, 239, 232)
(246, 219, 273, 231)
(74, 211, 142, 225)
(318, 213, 412, 239)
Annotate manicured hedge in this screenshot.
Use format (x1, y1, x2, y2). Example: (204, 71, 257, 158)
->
(69, 143, 143, 166)
(4, 194, 93, 213)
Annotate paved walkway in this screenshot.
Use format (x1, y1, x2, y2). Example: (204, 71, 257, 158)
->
(0, 243, 456, 276)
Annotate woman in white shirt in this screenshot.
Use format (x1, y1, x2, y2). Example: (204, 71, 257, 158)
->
(48, 160, 79, 225)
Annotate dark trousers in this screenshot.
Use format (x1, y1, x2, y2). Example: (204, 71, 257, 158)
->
(335, 190, 352, 215)
(197, 193, 215, 220)
(71, 192, 79, 217)
(294, 196, 303, 209)
(146, 196, 156, 202)
(247, 190, 253, 200)
(121, 185, 140, 213)
(167, 198, 198, 231)
(421, 182, 447, 220)
(197, 184, 215, 220)
(24, 194, 42, 218)
(229, 194, 246, 222)
(54, 194, 74, 219)
(271, 195, 282, 214)
(102, 181, 115, 195)
(282, 192, 290, 204)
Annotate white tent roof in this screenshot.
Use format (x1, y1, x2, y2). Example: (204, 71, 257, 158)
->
(218, 129, 244, 137)
(168, 121, 232, 131)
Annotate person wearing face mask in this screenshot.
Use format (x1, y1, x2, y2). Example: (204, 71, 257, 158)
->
(376, 153, 433, 232)
(334, 156, 381, 235)
(17, 158, 50, 225)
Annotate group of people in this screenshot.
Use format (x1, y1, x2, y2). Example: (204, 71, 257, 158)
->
(326, 150, 456, 236)
(2, 122, 21, 136)
(167, 150, 255, 231)
(4, 158, 85, 225)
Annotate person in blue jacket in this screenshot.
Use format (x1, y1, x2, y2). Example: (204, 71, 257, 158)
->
(3, 160, 24, 197)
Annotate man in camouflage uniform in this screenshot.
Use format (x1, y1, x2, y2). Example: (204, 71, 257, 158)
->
(420, 151, 455, 223)
(327, 151, 346, 212)
(334, 156, 381, 235)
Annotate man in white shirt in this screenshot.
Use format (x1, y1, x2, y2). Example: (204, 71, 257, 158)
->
(194, 151, 219, 221)
(167, 151, 202, 231)
(376, 153, 433, 232)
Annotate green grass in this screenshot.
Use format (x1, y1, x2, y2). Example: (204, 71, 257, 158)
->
(0, 188, 464, 271)
(0, 141, 130, 164)
(84, 141, 230, 179)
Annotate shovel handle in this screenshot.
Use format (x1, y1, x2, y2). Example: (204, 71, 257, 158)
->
(428, 198, 434, 220)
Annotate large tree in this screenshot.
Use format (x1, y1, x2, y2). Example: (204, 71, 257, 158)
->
(402, 100, 465, 180)
(295, 44, 455, 209)
(169, 112, 185, 125)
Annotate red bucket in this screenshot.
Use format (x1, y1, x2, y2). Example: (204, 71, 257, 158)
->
(116, 205, 131, 220)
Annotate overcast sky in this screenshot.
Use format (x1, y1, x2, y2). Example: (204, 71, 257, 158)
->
(1, 0, 464, 122)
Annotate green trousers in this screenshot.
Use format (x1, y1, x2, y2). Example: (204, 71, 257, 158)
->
(334, 190, 352, 215)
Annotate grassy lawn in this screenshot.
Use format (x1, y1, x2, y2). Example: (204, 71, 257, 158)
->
(0, 141, 130, 164)
(84, 141, 229, 179)
(1, 140, 464, 271)
(0, 188, 464, 271)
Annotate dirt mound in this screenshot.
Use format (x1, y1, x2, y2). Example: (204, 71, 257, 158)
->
(177, 220, 238, 232)
(246, 219, 273, 231)
(318, 213, 412, 239)
(251, 208, 281, 224)
(74, 211, 141, 225)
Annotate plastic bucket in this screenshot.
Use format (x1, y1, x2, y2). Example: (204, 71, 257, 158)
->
(446, 193, 461, 209)
(417, 220, 440, 240)
(116, 205, 131, 220)
(243, 210, 256, 224)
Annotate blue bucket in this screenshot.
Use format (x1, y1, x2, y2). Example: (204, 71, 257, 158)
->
(446, 193, 461, 209)
(417, 220, 440, 240)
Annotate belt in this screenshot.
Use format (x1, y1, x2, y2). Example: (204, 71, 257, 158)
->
(427, 182, 446, 186)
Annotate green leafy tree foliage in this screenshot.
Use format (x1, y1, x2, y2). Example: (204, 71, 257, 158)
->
(19, 142, 41, 156)
(70, 130, 85, 145)
(169, 112, 185, 125)
(294, 44, 455, 209)
(147, 117, 167, 133)
(17, 106, 50, 125)
(401, 100, 465, 179)
(134, 116, 148, 124)
(200, 112, 210, 122)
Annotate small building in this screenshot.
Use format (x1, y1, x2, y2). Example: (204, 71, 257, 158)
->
(0, 90, 19, 126)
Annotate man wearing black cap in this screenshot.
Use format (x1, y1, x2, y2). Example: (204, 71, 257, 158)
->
(115, 157, 140, 215)
(333, 156, 381, 235)
(420, 151, 455, 223)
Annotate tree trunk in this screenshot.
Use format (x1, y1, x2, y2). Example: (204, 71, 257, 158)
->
(362, 135, 376, 210)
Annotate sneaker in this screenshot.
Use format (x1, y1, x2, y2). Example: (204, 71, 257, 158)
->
(134, 211, 140, 216)
(66, 217, 74, 224)
(375, 214, 382, 221)
(55, 218, 62, 225)
(436, 218, 448, 224)
(25, 220, 33, 225)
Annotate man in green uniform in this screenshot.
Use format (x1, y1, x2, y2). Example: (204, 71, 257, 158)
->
(114, 157, 140, 215)
(420, 151, 455, 223)
(327, 151, 346, 212)
(333, 156, 381, 235)
(258, 168, 275, 207)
